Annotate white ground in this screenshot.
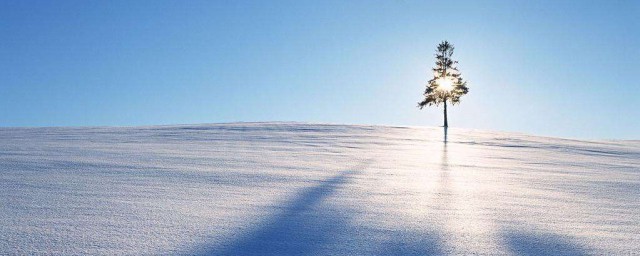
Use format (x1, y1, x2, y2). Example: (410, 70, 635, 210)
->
(0, 122, 638, 255)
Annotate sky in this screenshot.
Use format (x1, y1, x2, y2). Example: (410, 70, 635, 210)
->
(1, 0, 638, 139)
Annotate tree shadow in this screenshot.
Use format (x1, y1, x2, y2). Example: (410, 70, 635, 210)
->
(503, 230, 588, 256)
(194, 164, 446, 255)
(197, 169, 357, 255)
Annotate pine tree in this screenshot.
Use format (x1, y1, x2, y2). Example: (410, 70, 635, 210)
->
(418, 41, 469, 128)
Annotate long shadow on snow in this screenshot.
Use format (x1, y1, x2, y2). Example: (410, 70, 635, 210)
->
(201, 170, 356, 255)
(504, 230, 587, 256)
(199, 167, 445, 255)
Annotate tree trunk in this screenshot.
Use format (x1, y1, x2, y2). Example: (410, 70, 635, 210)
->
(443, 99, 448, 127)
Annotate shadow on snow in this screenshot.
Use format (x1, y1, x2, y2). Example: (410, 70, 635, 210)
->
(503, 230, 587, 256)
(199, 142, 589, 255)
(197, 165, 444, 255)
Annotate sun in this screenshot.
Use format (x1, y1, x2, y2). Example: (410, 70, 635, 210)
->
(436, 77, 454, 91)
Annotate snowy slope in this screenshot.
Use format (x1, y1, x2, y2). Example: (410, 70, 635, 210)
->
(0, 122, 638, 255)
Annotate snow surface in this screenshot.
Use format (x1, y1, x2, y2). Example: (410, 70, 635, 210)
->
(1, 122, 638, 255)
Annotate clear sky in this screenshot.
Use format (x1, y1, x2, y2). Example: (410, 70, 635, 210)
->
(1, 0, 638, 139)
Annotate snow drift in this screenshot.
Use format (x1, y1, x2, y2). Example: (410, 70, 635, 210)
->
(1, 122, 638, 255)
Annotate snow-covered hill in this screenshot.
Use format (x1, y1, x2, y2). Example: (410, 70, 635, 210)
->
(1, 122, 638, 255)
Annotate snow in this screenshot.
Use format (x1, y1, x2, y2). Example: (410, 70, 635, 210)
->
(1, 122, 638, 255)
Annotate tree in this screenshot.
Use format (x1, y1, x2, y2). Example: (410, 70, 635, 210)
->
(418, 41, 469, 128)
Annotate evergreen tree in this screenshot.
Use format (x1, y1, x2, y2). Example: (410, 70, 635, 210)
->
(418, 41, 469, 127)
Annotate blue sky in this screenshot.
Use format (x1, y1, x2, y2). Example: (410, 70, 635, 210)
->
(1, 0, 638, 139)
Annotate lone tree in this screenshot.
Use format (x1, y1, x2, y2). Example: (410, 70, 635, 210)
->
(418, 41, 469, 127)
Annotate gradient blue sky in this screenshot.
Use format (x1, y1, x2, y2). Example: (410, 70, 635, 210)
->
(1, 0, 638, 139)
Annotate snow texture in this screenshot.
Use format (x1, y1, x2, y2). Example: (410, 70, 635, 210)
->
(1, 122, 638, 255)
